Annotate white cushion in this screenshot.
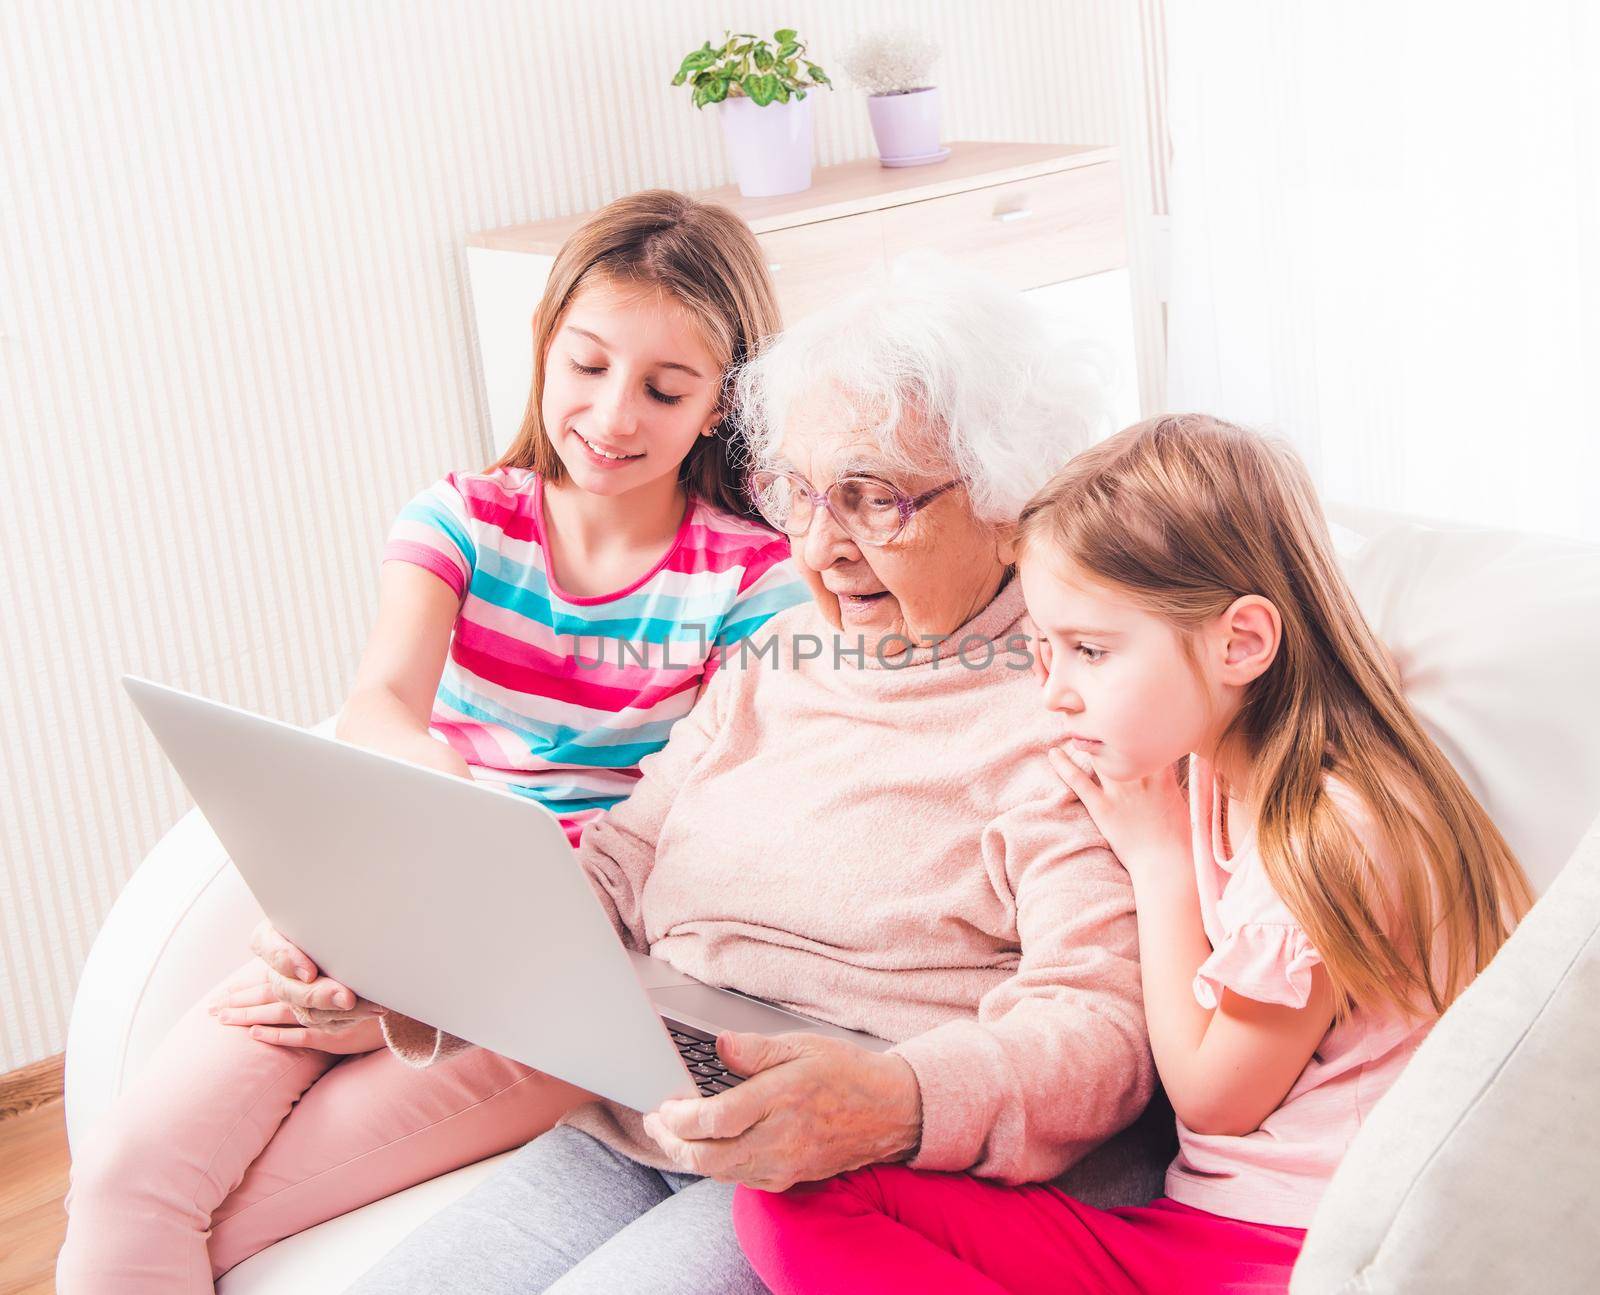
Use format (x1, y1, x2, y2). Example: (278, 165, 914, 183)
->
(1330, 505, 1600, 891)
(1292, 813, 1600, 1292)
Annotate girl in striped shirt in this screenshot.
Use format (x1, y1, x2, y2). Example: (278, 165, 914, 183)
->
(59, 190, 804, 1294)
(368, 229, 803, 845)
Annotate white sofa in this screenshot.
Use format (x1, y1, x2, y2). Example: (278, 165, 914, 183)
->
(1290, 808, 1600, 1293)
(64, 506, 1600, 1292)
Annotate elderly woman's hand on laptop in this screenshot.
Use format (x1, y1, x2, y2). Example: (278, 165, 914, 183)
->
(641, 1031, 922, 1192)
(205, 919, 388, 1054)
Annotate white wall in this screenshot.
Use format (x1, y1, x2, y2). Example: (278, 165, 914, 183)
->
(1163, 0, 1600, 542)
(0, 0, 1171, 1071)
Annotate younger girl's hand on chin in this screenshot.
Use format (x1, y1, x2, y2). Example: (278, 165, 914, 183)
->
(1048, 746, 1192, 888)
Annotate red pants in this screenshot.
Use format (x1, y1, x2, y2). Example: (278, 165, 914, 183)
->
(734, 1165, 1305, 1295)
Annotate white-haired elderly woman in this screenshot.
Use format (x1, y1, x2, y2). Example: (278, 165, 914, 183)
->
(349, 256, 1156, 1294)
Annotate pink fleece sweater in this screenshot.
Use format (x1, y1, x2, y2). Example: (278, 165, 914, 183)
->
(385, 579, 1154, 1184)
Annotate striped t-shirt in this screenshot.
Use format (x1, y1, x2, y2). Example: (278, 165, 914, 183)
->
(383, 467, 806, 845)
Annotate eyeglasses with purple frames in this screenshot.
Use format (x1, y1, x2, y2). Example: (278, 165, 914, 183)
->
(749, 469, 971, 546)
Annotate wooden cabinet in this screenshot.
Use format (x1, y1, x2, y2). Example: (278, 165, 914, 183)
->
(878, 164, 1127, 290)
(754, 211, 887, 321)
(466, 141, 1140, 456)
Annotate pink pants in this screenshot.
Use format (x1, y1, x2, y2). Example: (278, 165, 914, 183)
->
(733, 1165, 1306, 1295)
(56, 961, 592, 1294)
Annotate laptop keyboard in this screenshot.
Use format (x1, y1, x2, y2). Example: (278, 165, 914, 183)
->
(667, 1021, 748, 1097)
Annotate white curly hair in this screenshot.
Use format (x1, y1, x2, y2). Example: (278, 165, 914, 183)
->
(731, 251, 1118, 524)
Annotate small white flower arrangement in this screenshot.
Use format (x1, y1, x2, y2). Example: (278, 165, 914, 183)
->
(840, 28, 948, 166)
(840, 27, 941, 97)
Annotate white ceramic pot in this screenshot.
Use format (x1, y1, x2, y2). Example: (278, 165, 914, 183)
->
(718, 93, 814, 197)
(866, 86, 945, 165)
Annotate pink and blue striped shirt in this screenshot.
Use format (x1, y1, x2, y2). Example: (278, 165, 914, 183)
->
(383, 467, 806, 845)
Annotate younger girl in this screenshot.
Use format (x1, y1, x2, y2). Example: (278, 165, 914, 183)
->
(733, 414, 1533, 1294)
(59, 189, 806, 1294)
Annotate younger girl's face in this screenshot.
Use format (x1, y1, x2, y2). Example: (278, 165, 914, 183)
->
(1019, 550, 1221, 783)
(541, 277, 724, 499)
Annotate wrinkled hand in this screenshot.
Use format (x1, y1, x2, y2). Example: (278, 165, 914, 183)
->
(206, 921, 386, 1053)
(1048, 745, 1192, 886)
(642, 1032, 922, 1193)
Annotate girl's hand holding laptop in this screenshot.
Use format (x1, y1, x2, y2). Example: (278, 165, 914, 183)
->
(206, 918, 388, 1054)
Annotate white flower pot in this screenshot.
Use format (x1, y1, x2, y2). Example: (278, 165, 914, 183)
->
(718, 94, 814, 197)
(866, 86, 946, 165)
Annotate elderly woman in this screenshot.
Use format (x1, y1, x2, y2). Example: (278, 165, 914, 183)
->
(349, 258, 1154, 1293)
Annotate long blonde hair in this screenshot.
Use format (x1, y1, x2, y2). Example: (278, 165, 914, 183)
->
(1017, 414, 1533, 1019)
(493, 189, 781, 517)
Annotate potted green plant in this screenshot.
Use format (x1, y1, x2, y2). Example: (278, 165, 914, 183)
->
(841, 27, 947, 167)
(673, 28, 832, 197)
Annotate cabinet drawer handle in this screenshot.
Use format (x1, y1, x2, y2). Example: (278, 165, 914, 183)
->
(995, 208, 1034, 224)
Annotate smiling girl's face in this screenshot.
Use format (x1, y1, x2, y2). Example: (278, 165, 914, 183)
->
(1019, 547, 1221, 783)
(541, 277, 725, 500)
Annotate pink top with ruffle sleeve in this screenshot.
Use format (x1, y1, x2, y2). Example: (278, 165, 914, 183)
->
(1163, 755, 1434, 1228)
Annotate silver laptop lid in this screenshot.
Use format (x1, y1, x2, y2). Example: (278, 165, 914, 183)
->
(123, 675, 696, 1112)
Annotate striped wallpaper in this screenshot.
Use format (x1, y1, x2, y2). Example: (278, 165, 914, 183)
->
(0, 0, 1170, 1071)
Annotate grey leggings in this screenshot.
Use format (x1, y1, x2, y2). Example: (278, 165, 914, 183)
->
(344, 1124, 767, 1294)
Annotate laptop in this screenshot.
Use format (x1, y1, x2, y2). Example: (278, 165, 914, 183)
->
(122, 676, 890, 1114)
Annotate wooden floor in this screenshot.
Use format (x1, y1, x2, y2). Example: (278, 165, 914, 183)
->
(0, 1100, 67, 1295)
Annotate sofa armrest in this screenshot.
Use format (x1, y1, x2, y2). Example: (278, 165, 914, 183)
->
(63, 803, 265, 1151)
(63, 713, 350, 1150)
(1291, 812, 1600, 1293)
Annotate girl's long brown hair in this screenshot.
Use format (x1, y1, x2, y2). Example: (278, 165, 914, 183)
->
(1018, 414, 1534, 1019)
(492, 189, 781, 517)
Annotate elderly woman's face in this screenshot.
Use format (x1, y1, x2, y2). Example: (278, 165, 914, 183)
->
(773, 412, 1009, 644)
